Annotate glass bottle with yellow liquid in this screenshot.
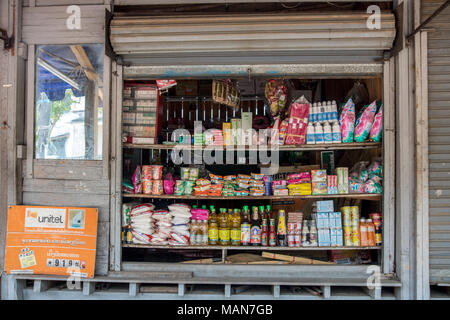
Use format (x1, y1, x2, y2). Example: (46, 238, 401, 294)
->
(208, 207, 219, 245)
(219, 208, 230, 246)
(230, 208, 241, 246)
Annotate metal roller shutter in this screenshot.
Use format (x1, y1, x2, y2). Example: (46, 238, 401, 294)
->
(423, 0, 450, 284)
(109, 12, 396, 66)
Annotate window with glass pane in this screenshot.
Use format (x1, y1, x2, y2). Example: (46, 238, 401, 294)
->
(35, 44, 104, 160)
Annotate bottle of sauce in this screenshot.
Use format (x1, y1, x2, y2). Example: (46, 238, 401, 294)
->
(277, 209, 287, 247)
(309, 220, 318, 246)
(260, 206, 268, 246)
(219, 208, 230, 246)
(126, 225, 133, 244)
(208, 208, 219, 245)
(359, 218, 368, 246)
(241, 206, 251, 246)
(250, 206, 261, 246)
(269, 218, 277, 247)
(231, 209, 241, 246)
(302, 221, 309, 247)
(367, 219, 376, 246)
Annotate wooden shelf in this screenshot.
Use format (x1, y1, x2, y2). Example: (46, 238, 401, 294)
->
(123, 142, 381, 151)
(122, 244, 381, 251)
(122, 193, 382, 201)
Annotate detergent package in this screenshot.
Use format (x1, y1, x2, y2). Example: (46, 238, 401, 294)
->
(354, 101, 378, 142)
(339, 99, 355, 143)
(369, 105, 383, 142)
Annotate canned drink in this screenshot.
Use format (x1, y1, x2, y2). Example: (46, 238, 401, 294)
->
(287, 223, 295, 234)
(294, 234, 301, 246)
(341, 207, 352, 227)
(350, 206, 360, 227)
(343, 226, 352, 246)
(288, 234, 295, 247)
(294, 223, 302, 235)
(351, 226, 360, 246)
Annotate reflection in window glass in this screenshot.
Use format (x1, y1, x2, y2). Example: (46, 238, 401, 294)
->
(35, 44, 104, 160)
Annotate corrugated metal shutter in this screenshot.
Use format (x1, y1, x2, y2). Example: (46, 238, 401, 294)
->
(109, 12, 395, 65)
(423, 0, 450, 284)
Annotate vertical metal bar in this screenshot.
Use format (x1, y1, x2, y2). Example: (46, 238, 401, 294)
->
(224, 284, 231, 298)
(178, 283, 185, 297)
(26, 44, 35, 179)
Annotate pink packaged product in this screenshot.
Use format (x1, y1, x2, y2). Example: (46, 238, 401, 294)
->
(287, 172, 311, 180)
(131, 230, 153, 244)
(369, 105, 383, 142)
(272, 180, 287, 189)
(163, 173, 175, 195)
(191, 209, 209, 220)
(327, 175, 338, 194)
(132, 166, 142, 194)
(354, 101, 378, 142)
(311, 169, 327, 182)
(285, 96, 310, 145)
(340, 98, 355, 143)
(141, 165, 153, 180)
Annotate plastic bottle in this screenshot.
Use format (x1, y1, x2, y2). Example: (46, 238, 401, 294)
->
(277, 209, 287, 246)
(231, 209, 241, 246)
(302, 221, 310, 246)
(309, 220, 318, 246)
(250, 206, 262, 246)
(323, 121, 332, 143)
(190, 220, 199, 245)
(219, 208, 230, 246)
(359, 218, 368, 246)
(332, 121, 342, 143)
(240, 206, 251, 246)
(331, 101, 338, 121)
(208, 208, 219, 245)
(309, 103, 316, 123)
(317, 102, 323, 123)
(314, 122, 324, 144)
(306, 122, 315, 144)
(367, 219, 376, 246)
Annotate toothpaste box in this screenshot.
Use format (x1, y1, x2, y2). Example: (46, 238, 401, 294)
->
(330, 228, 338, 246)
(336, 228, 343, 247)
(311, 169, 327, 182)
(329, 212, 336, 228)
(327, 175, 338, 194)
(312, 182, 328, 195)
(319, 228, 331, 247)
(316, 200, 334, 213)
(337, 167, 349, 194)
(317, 212, 329, 228)
(335, 212, 342, 228)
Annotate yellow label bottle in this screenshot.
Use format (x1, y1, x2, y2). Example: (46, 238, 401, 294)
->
(219, 208, 230, 245)
(208, 208, 219, 245)
(231, 209, 241, 246)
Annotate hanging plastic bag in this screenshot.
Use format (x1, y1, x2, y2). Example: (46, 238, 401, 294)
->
(339, 98, 355, 143)
(369, 104, 383, 142)
(354, 101, 378, 142)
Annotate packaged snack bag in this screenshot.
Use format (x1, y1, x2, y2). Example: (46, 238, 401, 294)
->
(354, 101, 378, 142)
(369, 105, 383, 142)
(339, 99, 355, 143)
(163, 173, 175, 195)
(132, 166, 142, 194)
(174, 180, 185, 195)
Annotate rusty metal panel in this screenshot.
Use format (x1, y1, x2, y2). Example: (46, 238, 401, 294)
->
(422, 0, 450, 284)
(110, 12, 396, 61)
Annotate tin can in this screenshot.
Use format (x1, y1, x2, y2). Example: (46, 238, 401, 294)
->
(351, 225, 360, 246)
(287, 223, 295, 234)
(350, 206, 360, 227)
(294, 234, 301, 247)
(341, 206, 352, 227)
(343, 226, 352, 246)
(287, 234, 295, 247)
(294, 223, 302, 235)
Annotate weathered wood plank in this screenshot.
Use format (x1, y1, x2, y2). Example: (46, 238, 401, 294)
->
(32, 160, 104, 180)
(23, 178, 110, 195)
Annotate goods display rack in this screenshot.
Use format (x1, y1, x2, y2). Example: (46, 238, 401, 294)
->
(123, 142, 381, 151)
(122, 194, 382, 201)
(122, 244, 381, 251)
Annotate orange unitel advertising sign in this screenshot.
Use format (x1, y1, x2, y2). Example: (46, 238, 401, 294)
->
(4, 205, 98, 278)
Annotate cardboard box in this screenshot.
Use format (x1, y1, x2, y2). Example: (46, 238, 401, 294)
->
(327, 175, 338, 194)
(241, 112, 253, 145)
(311, 169, 327, 182)
(335, 212, 342, 228)
(223, 122, 232, 146)
(329, 212, 336, 228)
(336, 228, 343, 247)
(337, 167, 349, 194)
(312, 182, 327, 195)
(316, 200, 334, 213)
(231, 118, 242, 145)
